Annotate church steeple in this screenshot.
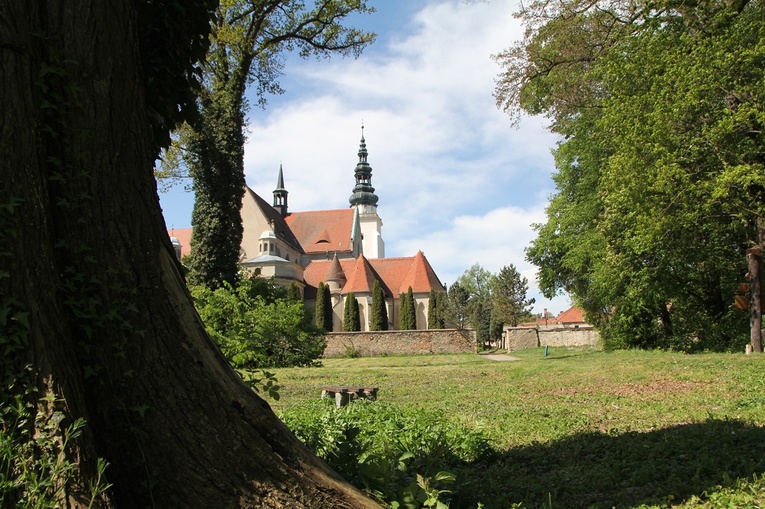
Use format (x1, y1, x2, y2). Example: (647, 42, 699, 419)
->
(273, 164, 288, 216)
(348, 125, 385, 259)
(349, 125, 379, 208)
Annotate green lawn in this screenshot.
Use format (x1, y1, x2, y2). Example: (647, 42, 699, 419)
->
(269, 348, 765, 508)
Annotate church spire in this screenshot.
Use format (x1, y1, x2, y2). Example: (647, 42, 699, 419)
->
(273, 164, 288, 216)
(349, 125, 379, 208)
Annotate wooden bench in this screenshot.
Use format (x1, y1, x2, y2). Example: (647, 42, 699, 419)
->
(321, 386, 378, 408)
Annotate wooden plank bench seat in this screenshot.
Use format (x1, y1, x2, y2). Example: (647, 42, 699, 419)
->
(321, 386, 378, 407)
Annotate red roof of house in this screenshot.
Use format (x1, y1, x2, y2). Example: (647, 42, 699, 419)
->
(284, 209, 355, 254)
(519, 306, 587, 328)
(168, 228, 193, 258)
(556, 306, 587, 324)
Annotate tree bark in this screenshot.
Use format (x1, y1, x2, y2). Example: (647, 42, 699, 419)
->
(748, 247, 762, 353)
(0, 1, 380, 507)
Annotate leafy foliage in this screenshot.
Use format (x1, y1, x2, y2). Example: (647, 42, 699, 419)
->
(279, 400, 492, 509)
(287, 281, 302, 303)
(497, 0, 765, 350)
(191, 273, 325, 369)
(136, 0, 217, 154)
(370, 280, 388, 331)
(343, 292, 361, 332)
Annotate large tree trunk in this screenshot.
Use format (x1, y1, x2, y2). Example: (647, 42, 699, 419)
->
(0, 1, 379, 507)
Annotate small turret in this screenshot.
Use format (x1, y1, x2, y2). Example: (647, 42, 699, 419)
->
(273, 164, 288, 216)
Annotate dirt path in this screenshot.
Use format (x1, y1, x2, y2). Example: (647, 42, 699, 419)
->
(481, 354, 521, 361)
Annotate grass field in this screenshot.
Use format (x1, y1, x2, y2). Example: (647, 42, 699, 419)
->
(269, 348, 765, 508)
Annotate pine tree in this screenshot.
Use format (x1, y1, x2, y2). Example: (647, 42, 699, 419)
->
(489, 307, 504, 344)
(343, 292, 360, 331)
(428, 289, 444, 329)
(287, 281, 302, 303)
(435, 291, 446, 329)
(322, 283, 333, 332)
(315, 282, 327, 331)
(370, 280, 388, 331)
(400, 286, 417, 330)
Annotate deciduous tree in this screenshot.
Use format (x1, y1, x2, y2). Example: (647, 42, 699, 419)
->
(0, 1, 379, 506)
(498, 0, 763, 350)
(169, 0, 375, 289)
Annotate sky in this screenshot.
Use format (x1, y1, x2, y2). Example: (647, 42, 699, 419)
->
(159, 0, 572, 316)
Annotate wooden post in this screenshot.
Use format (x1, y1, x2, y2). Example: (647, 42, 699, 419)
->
(747, 247, 762, 353)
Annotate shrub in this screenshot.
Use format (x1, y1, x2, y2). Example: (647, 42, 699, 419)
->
(279, 400, 492, 508)
(191, 273, 325, 369)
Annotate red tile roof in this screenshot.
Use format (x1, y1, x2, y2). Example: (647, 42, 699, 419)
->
(557, 306, 587, 324)
(304, 252, 444, 297)
(519, 306, 588, 328)
(342, 255, 379, 294)
(168, 228, 193, 258)
(284, 209, 355, 254)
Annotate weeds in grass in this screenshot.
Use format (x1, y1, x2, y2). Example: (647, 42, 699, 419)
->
(274, 349, 765, 508)
(280, 399, 492, 508)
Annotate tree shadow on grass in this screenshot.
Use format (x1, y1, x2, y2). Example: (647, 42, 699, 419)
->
(451, 418, 765, 509)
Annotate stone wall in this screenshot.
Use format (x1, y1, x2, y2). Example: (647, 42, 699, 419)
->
(504, 326, 600, 351)
(324, 329, 477, 358)
(540, 327, 600, 347)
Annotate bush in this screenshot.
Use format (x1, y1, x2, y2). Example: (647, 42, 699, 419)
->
(279, 400, 492, 508)
(191, 274, 325, 369)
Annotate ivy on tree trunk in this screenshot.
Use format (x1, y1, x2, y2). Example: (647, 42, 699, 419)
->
(0, 2, 380, 507)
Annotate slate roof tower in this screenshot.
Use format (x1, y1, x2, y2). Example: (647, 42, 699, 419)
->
(349, 125, 385, 258)
(273, 164, 288, 217)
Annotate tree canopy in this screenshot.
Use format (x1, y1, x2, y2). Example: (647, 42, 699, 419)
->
(498, 0, 764, 350)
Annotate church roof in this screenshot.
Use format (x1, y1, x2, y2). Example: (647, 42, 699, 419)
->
(325, 254, 347, 285)
(303, 252, 443, 297)
(366, 252, 445, 295)
(343, 255, 380, 294)
(284, 209, 356, 254)
(242, 254, 291, 264)
(168, 227, 192, 258)
(246, 187, 304, 254)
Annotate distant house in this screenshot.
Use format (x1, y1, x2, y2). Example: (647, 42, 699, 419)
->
(520, 306, 590, 329)
(555, 306, 589, 328)
(168, 128, 445, 331)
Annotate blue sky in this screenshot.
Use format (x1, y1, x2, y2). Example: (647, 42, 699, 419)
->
(159, 0, 571, 315)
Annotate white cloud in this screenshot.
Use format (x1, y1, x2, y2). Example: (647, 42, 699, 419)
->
(237, 0, 568, 314)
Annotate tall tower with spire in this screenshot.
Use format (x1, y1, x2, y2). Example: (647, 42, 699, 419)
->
(349, 126, 384, 258)
(273, 164, 288, 217)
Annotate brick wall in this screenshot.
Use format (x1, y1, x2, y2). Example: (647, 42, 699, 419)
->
(324, 329, 477, 358)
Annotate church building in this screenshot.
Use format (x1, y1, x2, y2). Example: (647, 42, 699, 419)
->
(170, 128, 445, 331)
